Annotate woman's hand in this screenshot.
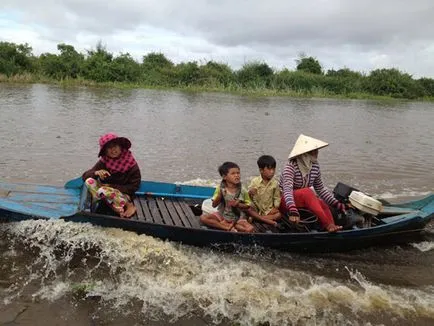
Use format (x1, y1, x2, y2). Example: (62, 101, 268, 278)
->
(288, 212, 300, 223)
(95, 169, 110, 180)
(336, 202, 347, 214)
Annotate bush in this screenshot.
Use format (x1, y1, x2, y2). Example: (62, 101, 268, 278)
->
(198, 61, 235, 87)
(175, 61, 201, 86)
(271, 70, 320, 93)
(236, 62, 274, 88)
(296, 56, 322, 75)
(417, 77, 434, 97)
(110, 53, 141, 82)
(0, 42, 34, 76)
(365, 69, 425, 99)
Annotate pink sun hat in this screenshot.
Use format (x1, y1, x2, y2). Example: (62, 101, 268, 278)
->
(98, 133, 132, 157)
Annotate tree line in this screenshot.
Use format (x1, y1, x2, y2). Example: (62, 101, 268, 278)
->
(1, 41, 434, 100)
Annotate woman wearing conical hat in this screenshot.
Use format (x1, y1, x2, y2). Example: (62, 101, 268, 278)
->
(279, 134, 345, 232)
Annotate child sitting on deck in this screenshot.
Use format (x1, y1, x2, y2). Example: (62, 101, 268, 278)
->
(248, 155, 282, 222)
(200, 162, 260, 232)
(82, 133, 141, 218)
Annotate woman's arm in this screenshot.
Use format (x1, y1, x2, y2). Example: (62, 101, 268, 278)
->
(312, 165, 338, 206)
(280, 161, 299, 216)
(82, 161, 105, 180)
(108, 165, 141, 197)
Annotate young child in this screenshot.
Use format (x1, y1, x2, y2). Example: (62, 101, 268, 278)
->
(248, 155, 282, 222)
(200, 162, 255, 233)
(82, 133, 141, 218)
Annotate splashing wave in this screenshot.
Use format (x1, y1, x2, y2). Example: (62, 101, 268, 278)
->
(1, 220, 433, 325)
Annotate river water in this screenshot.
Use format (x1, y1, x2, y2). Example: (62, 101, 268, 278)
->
(0, 84, 433, 325)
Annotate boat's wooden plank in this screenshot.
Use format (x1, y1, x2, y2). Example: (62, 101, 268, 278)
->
(171, 200, 193, 227)
(156, 197, 174, 225)
(133, 198, 144, 221)
(381, 206, 417, 215)
(252, 221, 267, 233)
(10, 201, 78, 212)
(278, 218, 293, 232)
(177, 199, 201, 228)
(0, 198, 77, 219)
(138, 197, 153, 222)
(0, 182, 79, 196)
(163, 199, 185, 227)
(147, 197, 164, 224)
(263, 223, 280, 233)
(6, 192, 79, 204)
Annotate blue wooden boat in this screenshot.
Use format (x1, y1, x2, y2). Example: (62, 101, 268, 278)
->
(0, 177, 433, 252)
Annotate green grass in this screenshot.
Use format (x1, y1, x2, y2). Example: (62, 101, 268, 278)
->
(1, 73, 433, 102)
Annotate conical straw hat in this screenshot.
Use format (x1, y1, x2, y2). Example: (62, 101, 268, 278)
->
(288, 134, 329, 159)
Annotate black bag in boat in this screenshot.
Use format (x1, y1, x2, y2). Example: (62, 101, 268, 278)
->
(333, 182, 359, 202)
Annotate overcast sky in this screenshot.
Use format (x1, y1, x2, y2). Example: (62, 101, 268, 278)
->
(1, 0, 434, 77)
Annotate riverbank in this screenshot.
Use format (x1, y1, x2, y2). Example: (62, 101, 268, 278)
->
(2, 73, 433, 102)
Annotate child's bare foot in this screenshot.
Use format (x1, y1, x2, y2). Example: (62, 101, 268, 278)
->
(326, 224, 342, 232)
(121, 201, 136, 218)
(225, 223, 236, 231)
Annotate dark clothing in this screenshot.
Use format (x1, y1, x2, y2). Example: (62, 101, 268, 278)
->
(82, 161, 141, 198)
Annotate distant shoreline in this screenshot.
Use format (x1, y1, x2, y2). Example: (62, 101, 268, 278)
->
(2, 41, 434, 101)
(2, 75, 433, 102)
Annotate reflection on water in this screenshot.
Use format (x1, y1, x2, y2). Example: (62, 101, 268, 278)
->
(1, 84, 434, 325)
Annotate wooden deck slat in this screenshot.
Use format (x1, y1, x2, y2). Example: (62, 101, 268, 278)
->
(164, 199, 185, 227)
(177, 199, 201, 228)
(252, 221, 267, 233)
(147, 197, 164, 224)
(139, 197, 153, 222)
(133, 198, 144, 221)
(279, 216, 293, 230)
(171, 200, 193, 227)
(156, 198, 174, 225)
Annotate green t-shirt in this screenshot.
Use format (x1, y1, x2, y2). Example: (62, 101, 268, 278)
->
(212, 185, 252, 221)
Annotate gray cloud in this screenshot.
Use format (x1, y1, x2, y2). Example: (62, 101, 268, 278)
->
(2, 0, 434, 76)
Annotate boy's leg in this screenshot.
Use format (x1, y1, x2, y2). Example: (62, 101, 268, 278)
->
(265, 208, 282, 221)
(200, 213, 232, 230)
(247, 207, 277, 226)
(234, 219, 255, 233)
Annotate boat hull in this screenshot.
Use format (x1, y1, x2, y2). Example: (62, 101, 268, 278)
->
(1, 178, 433, 253)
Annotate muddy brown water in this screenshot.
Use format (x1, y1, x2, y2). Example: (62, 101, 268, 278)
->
(1, 84, 433, 325)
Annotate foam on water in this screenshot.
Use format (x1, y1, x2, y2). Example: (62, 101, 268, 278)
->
(375, 190, 432, 201)
(174, 178, 219, 187)
(411, 241, 434, 252)
(1, 220, 434, 325)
